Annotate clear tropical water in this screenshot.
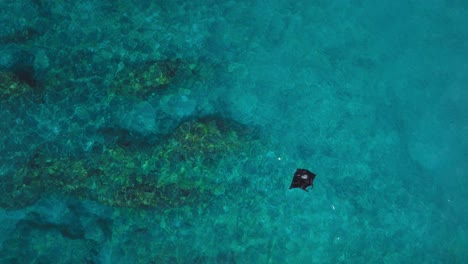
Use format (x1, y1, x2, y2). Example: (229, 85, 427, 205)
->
(0, 1, 467, 263)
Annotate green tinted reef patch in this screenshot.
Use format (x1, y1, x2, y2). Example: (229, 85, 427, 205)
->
(110, 58, 215, 98)
(152, 117, 257, 194)
(110, 60, 175, 97)
(162, 117, 247, 167)
(0, 117, 260, 209)
(0, 71, 33, 100)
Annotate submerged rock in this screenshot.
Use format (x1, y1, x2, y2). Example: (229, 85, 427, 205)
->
(0, 116, 262, 209)
(0, 71, 33, 100)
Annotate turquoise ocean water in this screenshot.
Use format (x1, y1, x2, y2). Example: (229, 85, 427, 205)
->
(0, 1, 467, 263)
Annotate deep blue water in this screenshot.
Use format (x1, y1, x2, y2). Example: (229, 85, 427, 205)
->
(0, 1, 467, 263)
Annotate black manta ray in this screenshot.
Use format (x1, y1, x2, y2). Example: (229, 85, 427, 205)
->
(289, 169, 316, 191)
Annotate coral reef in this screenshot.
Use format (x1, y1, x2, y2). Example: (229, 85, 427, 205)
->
(109, 58, 215, 99)
(0, 71, 33, 100)
(110, 59, 180, 98)
(0, 117, 259, 209)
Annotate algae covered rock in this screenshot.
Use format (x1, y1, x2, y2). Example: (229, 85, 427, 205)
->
(0, 71, 32, 100)
(110, 59, 186, 98)
(0, 116, 261, 210)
